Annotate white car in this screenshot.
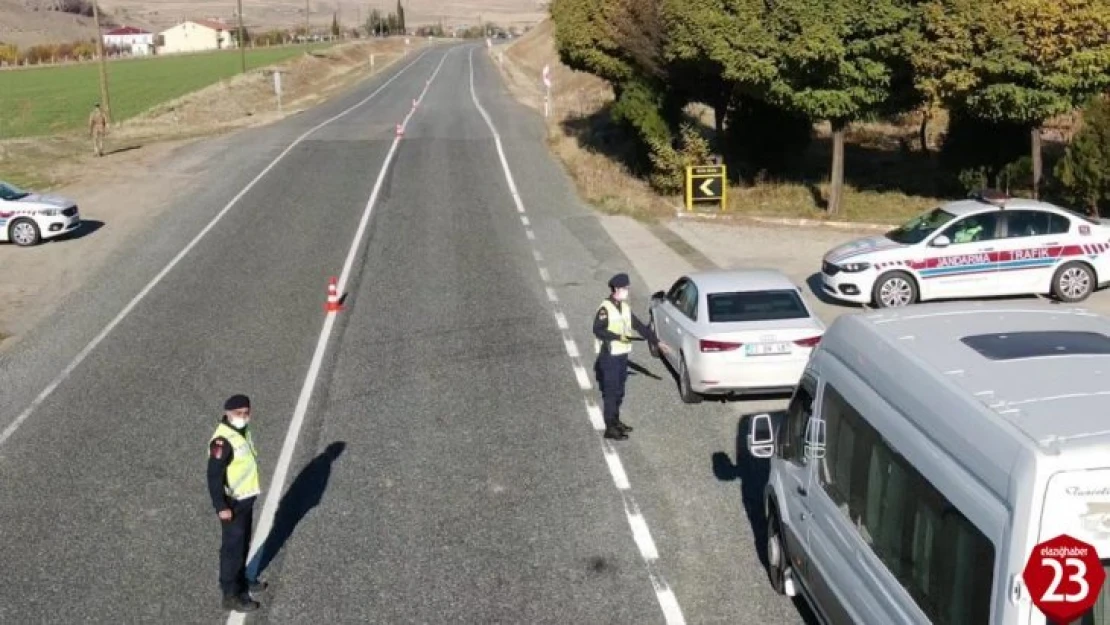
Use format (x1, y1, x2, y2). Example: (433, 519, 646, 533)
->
(647, 269, 826, 404)
(821, 191, 1110, 308)
(0, 180, 81, 247)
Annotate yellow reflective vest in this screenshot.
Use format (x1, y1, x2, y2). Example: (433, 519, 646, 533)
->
(595, 299, 633, 356)
(209, 422, 261, 501)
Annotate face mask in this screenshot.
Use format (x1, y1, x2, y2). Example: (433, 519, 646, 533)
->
(614, 289, 629, 301)
(228, 417, 249, 429)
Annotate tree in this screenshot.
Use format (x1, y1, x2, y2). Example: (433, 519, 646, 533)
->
(331, 12, 339, 37)
(916, 0, 1110, 198)
(1056, 95, 1110, 216)
(762, 0, 918, 215)
(396, 0, 406, 33)
(550, 0, 635, 87)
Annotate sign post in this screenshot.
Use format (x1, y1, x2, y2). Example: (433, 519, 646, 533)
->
(542, 64, 551, 118)
(1023, 534, 1106, 624)
(684, 164, 727, 212)
(271, 69, 285, 112)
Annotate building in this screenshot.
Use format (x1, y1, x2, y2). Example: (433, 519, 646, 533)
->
(103, 26, 154, 55)
(157, 19, 237, 55)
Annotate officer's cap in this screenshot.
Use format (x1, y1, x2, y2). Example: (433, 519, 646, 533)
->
(224, 394, 251, 411)
(608, 273, 630, 289)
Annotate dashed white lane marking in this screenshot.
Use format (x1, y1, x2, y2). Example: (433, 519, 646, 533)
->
(226, 47, 454, 625)
(0, 48, 436, 452)
(538, 266, 550, 282)
(467, 46, 686, 625)
(521, 215, 531, 226)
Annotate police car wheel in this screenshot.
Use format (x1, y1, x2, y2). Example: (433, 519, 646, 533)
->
(9, 218, 41, 247)
(1051, 262, 1095, 303)
(678, 356, 702, 404)
(871, 271, 917, 308)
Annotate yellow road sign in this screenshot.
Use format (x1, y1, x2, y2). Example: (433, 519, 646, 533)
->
(685, 164, 727, 212)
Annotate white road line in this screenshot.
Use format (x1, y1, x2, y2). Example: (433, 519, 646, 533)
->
(538, 266, 550, 282)
(0, 49, 436, 451)
(544, 286, 558, 302)
(467, 45, 686, 625)
(226, 48, 454, 625)
(521, 215, 530, 226)
(563, 337, 579, 358)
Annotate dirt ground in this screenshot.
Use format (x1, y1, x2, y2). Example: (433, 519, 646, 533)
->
(0, 37, 427, 351)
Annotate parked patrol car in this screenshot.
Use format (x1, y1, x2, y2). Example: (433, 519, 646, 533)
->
(0, 180, 81, 247)
(820, 191, 1110, 308)
(746, 301, 1110, 624)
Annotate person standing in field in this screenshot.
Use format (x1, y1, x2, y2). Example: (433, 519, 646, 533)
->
(88, 103, 108, 157)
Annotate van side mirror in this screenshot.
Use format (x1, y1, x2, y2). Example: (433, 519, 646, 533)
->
(931, 235, 951, 248)
(804, 418, 826, 460)
(747, 413, 775, 459)
(651, 290, 665, 301)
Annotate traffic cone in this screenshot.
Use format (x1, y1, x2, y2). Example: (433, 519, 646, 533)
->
(324, 276, 343, 312)
(395, 124, 403, 137)
(412, 98, 418, 108)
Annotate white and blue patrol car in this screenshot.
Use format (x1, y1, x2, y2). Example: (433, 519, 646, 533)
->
(820, 192, 1110, 308)
(0, 180, 81, 247)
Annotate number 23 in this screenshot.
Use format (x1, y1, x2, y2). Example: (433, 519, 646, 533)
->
(1041, 557, 1090, 602)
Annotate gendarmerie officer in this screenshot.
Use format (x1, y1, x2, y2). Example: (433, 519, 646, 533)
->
(207, 394, 267, 612)
(592, 273, 671, 440)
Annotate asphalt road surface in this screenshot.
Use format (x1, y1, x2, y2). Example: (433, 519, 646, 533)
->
(0, 43, 811, 624)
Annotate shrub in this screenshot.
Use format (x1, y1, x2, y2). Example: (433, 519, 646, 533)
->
(1055, 94, 1110, 216)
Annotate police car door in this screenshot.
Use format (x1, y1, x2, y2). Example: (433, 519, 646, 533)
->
(997, 209, 1071, 293)
(922, 212, 1005, 299)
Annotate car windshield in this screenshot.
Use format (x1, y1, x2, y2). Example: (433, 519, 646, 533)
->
(707, 289, 809, 322)
(0, 182, 30, 201)
(885, 207, 955, 245)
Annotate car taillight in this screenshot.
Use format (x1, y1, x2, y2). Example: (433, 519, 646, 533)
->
(794, 336, 822, 348)
(700, 339, 742, 352)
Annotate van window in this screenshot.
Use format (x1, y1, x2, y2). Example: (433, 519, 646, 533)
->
(817, 383, 995, 624)
(779, 375, 816, 465)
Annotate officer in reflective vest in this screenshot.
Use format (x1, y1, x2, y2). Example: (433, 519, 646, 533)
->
(207, 394, 267, 613)
(592, 273, 670, 440)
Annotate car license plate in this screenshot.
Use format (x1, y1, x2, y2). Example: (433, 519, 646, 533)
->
(745, 342, 791, 356)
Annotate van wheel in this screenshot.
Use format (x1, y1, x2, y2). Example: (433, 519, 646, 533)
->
(871, 271, 917, 308)
(678, 355, 702, 404)
(1052, 262, 1095, 303)
(767, 510, 788, 595)
(648, 314, 660, 359)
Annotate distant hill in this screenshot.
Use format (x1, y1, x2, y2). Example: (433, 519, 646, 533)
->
(1, 0, 547, 48)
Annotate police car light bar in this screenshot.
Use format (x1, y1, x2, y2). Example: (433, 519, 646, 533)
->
(968, 188, 1011, 208)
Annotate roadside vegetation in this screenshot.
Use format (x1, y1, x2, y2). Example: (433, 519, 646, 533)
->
(498, 2, 1110, 225)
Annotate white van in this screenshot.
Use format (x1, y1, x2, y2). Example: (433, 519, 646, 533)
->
(745, 300, 1110, 624)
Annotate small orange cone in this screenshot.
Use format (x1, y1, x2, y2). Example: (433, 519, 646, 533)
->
(412, 98, 418, 108)
(395, 124, 403, 137)
(324, 276, 343, 312)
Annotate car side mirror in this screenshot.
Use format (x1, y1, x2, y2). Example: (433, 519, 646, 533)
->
(747, 413, 775, 459)
(803, 418, 826, 460)
(651, 290, 665, 301)
(931, 235, 951, 248)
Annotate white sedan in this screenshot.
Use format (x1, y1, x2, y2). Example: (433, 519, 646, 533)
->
(647, 269, 826, 404)
(821, 191, 1110, 308)
(0, 180, 81, 246)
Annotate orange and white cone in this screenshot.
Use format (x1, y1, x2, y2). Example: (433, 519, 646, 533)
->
(395, 124, 403, 137)
(324, 276, 343, 312)
(412, 98, 418, 108)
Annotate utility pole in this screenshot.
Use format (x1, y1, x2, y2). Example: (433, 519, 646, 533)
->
(236, 0, 246, 73)
(91, 0, 112, 123)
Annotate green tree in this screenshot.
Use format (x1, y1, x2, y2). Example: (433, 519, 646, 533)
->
(397, 0, 406, 33)
(1056, 95, 1110, 216)
(331, 12, 339, 37)
(550, 0, 635, 86)
(916, 0, 1110, 198)
(762, 0, 918, 215)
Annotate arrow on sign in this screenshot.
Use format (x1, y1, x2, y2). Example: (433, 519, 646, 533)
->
(699, 177, 717, 196)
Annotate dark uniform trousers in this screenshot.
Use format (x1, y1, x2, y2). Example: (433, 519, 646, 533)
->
(220, 496, 256, 597)
(595, 351, 630, 426)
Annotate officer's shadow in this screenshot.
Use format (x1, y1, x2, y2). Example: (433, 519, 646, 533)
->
(627, 360, 663, 380)
(250, 441, 346, 577)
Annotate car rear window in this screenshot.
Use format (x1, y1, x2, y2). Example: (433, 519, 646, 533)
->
(707, 289, 809, 322)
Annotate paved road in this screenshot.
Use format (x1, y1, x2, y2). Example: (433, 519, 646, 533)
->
(0, 43, 809, 624)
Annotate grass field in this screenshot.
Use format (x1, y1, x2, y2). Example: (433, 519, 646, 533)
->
(0, 43, 334, 139)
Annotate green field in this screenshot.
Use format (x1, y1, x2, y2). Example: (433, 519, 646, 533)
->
(0, 43, 334, 139)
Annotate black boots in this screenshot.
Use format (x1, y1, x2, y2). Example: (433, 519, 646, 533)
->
(604, 421, 633, 440)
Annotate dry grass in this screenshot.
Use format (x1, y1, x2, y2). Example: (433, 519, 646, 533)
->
(0, 38, 424, 190)
(493, 19, 1083, 226)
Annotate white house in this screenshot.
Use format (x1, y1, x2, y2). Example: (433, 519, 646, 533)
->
(103, 26, 154, 55)
(157, 19, 237, 55)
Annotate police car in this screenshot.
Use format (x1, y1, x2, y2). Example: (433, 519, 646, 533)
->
(820, 191, 1110, 308)
(0, 180, 81, 247)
